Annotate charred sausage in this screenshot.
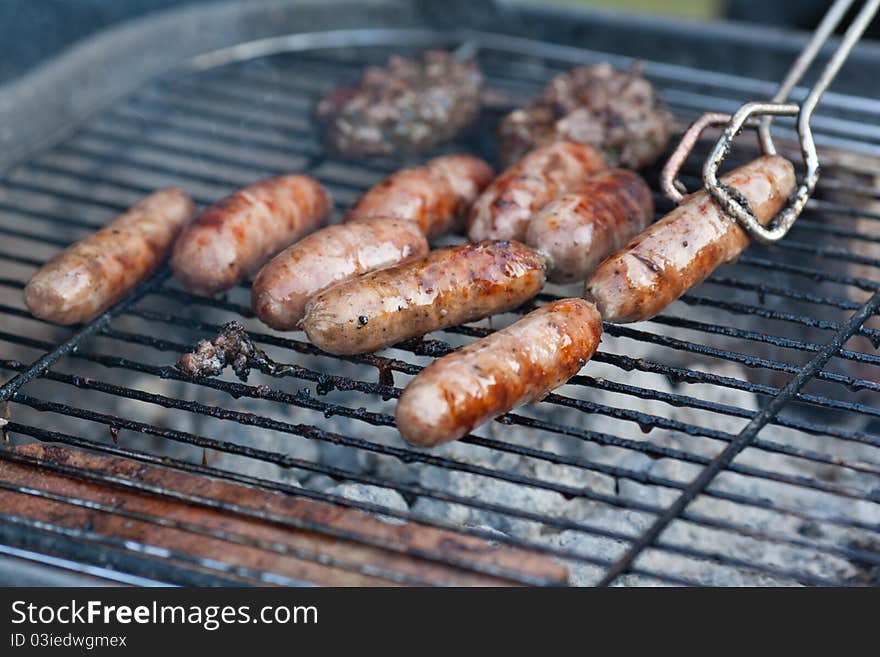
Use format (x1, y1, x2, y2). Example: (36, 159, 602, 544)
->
(24, 188, 195, 325)
(584, 155, 796, 323)
(525, 169, 654, 283)
(397, 298, 602, 446)
(345, 154, 493, 238)
(251, 217, 429, 330)
(467, 141, 606, 243)
(172, 175, 332, 295)
(302, 241, 547, 355)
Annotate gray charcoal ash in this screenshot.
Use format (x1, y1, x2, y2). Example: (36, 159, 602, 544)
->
(314, 413, 387, 475)
(539, 529, 628, 587)
(303, 474, 339, 492)
(101, 375, 194, 433)
(426, 435, 524, 471)
(371, 452, 422, 487)
(609, 574, 674, 587)
(616, 478, 680, 509)
(414, 467, 574, 539)
(538, 505, 651, 586)
(317, 442, 374, 476)
(635, 543, 802, 586)
(185, 386, 318, 485)
(112, 304, 877, 586)
(468, 524, 508, 545)
(527, 456, 617, 497)
(75, 371, 303, 486)
(411, 497, 473, 530)
(659, 518, 856, 584)
(684, 491, 871, 572)
(408, 427, 615, 537)
(206, 451, 301, 487)
(102, 374, 199, 456)
(614, 451, 674, 509)
(327, 483, 409, 525)
(569, 357, 758, 462)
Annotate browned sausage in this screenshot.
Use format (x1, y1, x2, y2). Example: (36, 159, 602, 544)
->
(525, 169, 654, 283)
(24, 188, 195, 325)
(251, 216, 429, 330)
(302, 241, 547, 355)
(397, 298, 602, 446)
(172, 175, 332, 295)
(345, 154, 493, 238)
(467, 141, 607, 242)
(584, 155, 796, 323)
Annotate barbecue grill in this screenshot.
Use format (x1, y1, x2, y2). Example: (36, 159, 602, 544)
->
(1, 0, 880, 587)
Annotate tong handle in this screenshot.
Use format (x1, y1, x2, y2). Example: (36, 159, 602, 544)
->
(662, 0, 880, 244)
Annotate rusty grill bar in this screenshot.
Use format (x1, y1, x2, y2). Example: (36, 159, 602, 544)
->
(0, 29, 879, 586)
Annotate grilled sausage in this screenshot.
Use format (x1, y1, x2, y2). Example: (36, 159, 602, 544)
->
(251, 217, 429, 330)
(172, 175, 332, 295)
(345, 155, 493, 238)
(584, 155, 796, 323)
(302, 241, 547, 355)
(525, 169, 654, 283)
(397, 298, 602, 446)
(467, 141, 607, 243)
(24, 188, 195, 325)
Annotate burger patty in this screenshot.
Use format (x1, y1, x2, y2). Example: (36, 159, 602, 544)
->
(498, 63, 674, 169)
(316, 50, 484, 157)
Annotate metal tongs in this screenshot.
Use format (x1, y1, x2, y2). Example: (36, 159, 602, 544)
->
(661, 0, 880, 244)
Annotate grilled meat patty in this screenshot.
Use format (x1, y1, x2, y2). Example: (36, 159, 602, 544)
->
(498, 63, 674, 169)
(316, 50, 484, 157)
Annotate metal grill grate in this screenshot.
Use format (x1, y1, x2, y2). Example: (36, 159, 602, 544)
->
(1, 29, 879, 586)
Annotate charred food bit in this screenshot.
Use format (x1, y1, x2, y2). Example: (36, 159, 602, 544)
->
(498, 63, 674, 169)
(316, 50, 484, 156)
(176, 321, 301, 381)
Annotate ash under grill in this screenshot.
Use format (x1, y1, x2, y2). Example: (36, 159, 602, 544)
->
(1, 26, 880, 587)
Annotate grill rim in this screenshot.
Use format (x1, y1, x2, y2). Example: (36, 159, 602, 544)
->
(1, 8, 879, 587)
(0, 0, 428, 174)
(7, 0, 880, 172)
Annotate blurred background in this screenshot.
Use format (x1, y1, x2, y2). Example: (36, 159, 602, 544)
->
(0, 1, 854, 84)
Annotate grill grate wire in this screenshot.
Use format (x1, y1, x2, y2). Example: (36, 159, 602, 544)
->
(0, 32, 879, 586)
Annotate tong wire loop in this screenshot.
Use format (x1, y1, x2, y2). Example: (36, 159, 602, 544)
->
(661, 0, 880, 244)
